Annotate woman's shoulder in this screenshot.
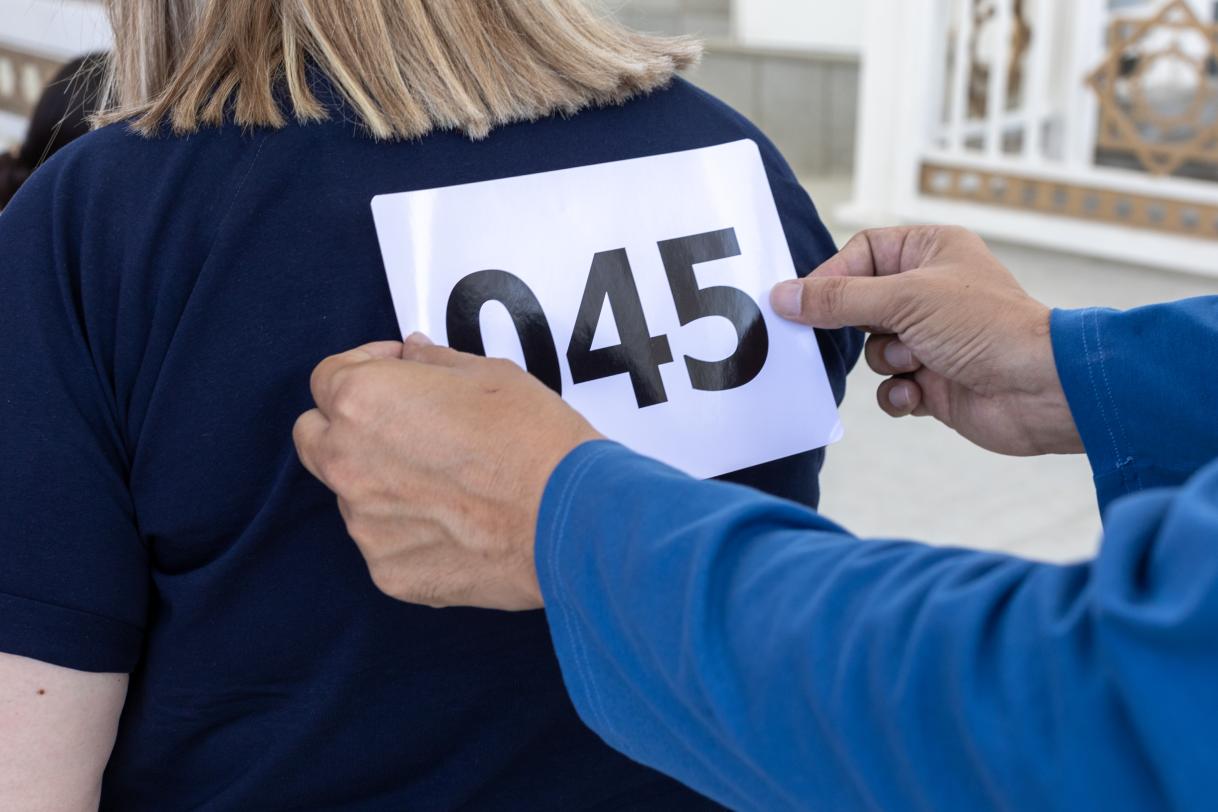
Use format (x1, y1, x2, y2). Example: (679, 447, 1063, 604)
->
(577, 76, 775, 150)
(469, 75, 799, 191)
(5, 117, 272, 263)
(640, 77, 762, 131)
(4, 123, 129, 213)
(38, 119, 256, 194)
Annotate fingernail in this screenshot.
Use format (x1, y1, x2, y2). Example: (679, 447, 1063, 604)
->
(404, 331, 434, 348)
(771, 280, 804, 318)
(889, 383, 911, 410)
(884, 342, 914, 369)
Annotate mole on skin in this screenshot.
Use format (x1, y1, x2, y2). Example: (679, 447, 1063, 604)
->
(36, 689, 45, 696)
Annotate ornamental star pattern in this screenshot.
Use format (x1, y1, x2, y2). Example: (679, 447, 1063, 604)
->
(1088, 0, 1218, 176)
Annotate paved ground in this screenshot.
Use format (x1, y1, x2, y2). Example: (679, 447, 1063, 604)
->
(807, 177, 1218, 563)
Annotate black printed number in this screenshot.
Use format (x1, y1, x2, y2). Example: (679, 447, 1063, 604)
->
(443, 227, 769, 409)
(566, 249, 674, 408)
(658, 229, 769, 392)
(445, 270, 564, 395)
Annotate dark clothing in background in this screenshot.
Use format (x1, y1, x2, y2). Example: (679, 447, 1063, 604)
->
(0, 53, 105, 208)
(0, 78, 860, 809)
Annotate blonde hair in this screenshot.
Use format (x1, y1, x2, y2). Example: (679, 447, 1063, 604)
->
(95, 0, 702, 140)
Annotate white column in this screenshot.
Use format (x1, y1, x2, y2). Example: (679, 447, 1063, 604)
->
(1063, 0, 1104, 170)
(839, 0, 917, 225)
(1022, 0, 1055, 163)
(948, 0, 976, 153)
(985, 0, 1014, 158)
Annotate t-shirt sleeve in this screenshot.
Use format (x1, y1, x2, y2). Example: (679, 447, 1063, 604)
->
(0, 163, 148, 673)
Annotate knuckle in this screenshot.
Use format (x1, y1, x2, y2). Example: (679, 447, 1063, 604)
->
(858, 227, 886, 244)
(811, 276, 850, 318)
(343, 512, 375, 545)
(940, 224, 982, 250)
(331, 371, 374, 422)
(367, 565, 399, 598)
(864, 336, 887, 369)
(412, 577, 467, 610)
(427, 346, 461, 367)
(397, 576, 439, 607)
(399, 342, 429, 362)
(321, 448, 364, 494)
(416, 592, 449, 610)
(309, 358, 335, 400)
(291, 413, 314, 450)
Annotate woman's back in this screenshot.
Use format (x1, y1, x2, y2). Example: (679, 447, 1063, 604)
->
(0, 75, 856, 808)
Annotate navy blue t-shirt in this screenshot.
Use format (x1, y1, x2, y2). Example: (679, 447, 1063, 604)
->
(0, 78, 860, 809)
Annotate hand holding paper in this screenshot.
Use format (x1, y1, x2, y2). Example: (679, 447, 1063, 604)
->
(294, 334, 601, 611)
(771, 225, 1082, 457)
(370, 140, 843, 478)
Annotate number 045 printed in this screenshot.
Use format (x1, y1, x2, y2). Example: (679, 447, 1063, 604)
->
(371, 139, 842, 479)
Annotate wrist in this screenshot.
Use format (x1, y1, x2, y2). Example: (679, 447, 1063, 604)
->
(521, 427, 605, 607)
(1024, 386, 1085, 455)
(1023, 306, 1084, 455)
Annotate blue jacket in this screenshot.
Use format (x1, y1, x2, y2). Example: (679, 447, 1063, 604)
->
(536, 299, 1218, 810)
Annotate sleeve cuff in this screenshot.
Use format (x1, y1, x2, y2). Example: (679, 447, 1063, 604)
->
(535, 440, 628, 598)
(0, 590, 144, 673)
(1050, 307, 1140, 511)
(533, 440, 636, 745)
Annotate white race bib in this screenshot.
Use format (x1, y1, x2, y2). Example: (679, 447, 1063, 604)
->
(371, 139, 842, 479)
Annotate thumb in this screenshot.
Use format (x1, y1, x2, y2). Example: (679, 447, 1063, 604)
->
(771, 275, 908, 331)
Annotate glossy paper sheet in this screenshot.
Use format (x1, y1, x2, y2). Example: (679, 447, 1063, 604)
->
(371, 139, 842, 479)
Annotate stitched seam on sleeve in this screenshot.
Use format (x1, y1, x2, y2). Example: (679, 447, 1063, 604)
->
(0, 588, 145, 633)
(1080, 308, 1123, 471)
(1090, 308, 1141, 490)
(547, 451, 610, 735)
(546, 445, 621, 743)
(551, 447, 618, 740)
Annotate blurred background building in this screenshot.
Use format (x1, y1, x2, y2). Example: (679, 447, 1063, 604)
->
(615, 0, 862, 176)
(0, 0, 109, 148)
(4, 0, 1218, 560)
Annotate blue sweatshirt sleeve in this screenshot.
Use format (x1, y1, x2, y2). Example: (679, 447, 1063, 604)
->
(1052, 299, 1218, 512)
(538, 441, 1218, 811)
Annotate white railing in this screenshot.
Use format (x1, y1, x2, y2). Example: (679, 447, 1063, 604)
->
(842, 0, 1218, 277)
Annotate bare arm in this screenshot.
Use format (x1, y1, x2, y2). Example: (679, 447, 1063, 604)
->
(0, 653, 126, 811)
